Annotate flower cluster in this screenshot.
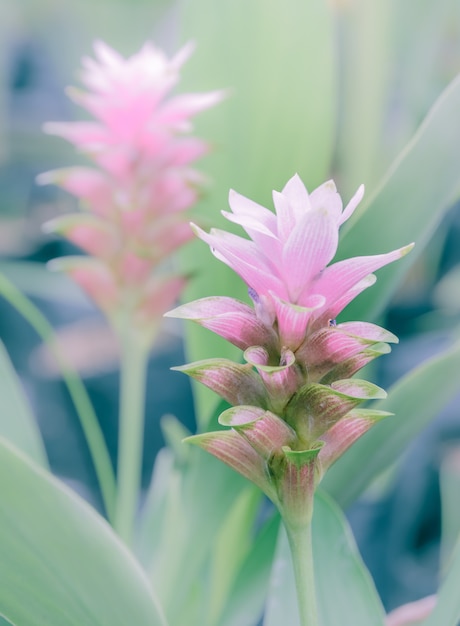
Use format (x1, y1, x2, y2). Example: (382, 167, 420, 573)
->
(167, 174, 412, 523)
(39, 41, 223, 342)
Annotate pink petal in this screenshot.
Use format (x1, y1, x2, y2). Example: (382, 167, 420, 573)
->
(49, 256, 118, 314)
(165, 296, 277, 350)
(43, 121, 109, 150)
(298, 327, 371, 372)
(244, 346, 300, 413)
(319, 344, 391, 384)
(192, 223, 287, 299)
(339, 184, 364, 225)
(331, 379, 386, 400)
(338, 321, 398, 344)
(43, 213, 116, 258)
(219, 406, 296, 459)
(186, 430, 277, 500)
(37, 167, 114, 217)
(272, 190, 295, 242)
(156, 91, 226, 126)
(227, 189, 278, 234)
(312, 274, 377, 329)
(318, 409, 390, 472)
(287, 382, 373, 440)
(310, 244, 414, 310)
(281, 173, 311, 222)
(173, 358, 267, 407)
(309, 180, 343, 222)
(283, 209, 339, 302)
(272, 293, 325, 350)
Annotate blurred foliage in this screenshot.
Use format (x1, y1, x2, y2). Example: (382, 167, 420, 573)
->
(1, 1, 460, 625)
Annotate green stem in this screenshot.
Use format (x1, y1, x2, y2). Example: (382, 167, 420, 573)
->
(114, 331, 148, 545)
(284, 520, 318, 626)
(0, 273, 117, 522)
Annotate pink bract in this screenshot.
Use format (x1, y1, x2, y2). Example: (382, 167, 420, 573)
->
(170, 174, 413, 510)
(40, 41, 224, 342)
(192, 174, 412, 351)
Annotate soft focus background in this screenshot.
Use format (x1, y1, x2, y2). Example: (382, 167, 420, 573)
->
(1, 0, 460, 614)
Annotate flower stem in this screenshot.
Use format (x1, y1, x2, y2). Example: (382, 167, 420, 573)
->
(284, 519, 318, 626)
(114, 331, 148, 545)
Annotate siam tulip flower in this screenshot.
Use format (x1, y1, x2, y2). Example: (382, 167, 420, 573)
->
(167, 174, 413, 527)
(38, 40, 224, 344)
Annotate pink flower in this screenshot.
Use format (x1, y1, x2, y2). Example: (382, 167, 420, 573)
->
(192, 175, 412, 350)
(167, 175, 413, 520)
(39, 41, 224, 342)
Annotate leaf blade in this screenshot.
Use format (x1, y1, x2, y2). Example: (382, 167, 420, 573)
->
(0, 438, 167, 626)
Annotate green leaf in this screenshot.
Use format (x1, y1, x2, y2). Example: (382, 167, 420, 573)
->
(0, 437, 167, 626)
(421, 536, 460, 626)
(142, 446, 252, 626)
(440, 445, 460, 572)
(262, 519, 299, 626)
(179, 0, 337, 426)
(219, 512, 280, 626)
(206, 486, 261, 626)
(323, 338, 460, 508)
(0, 339, 48, 468)
(339, 72, 460, 322)
(313, 492, 386, 626)
(263, 491, 385, 626)
(0, 271, 116, 522)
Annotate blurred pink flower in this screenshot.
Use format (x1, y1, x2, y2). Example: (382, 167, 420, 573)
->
(168, 175, 413, 518)
(39, 41, 224, 342)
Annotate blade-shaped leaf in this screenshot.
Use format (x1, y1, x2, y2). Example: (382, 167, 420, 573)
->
(420, 536, 460, 626)
(323, 338, 460, 508)
(339, 72, 460, 322)
(219, 511, 280, 626)
(206, 486, 261, 626)
(263, 491, 385, 626)
(0, 339, 48, 468)
(0, 271, 116, 521)
(141, 445, 251, 626)
(439, 445, 460, 573)
(0, 437, 167, 626)
(313, 491, 386, 626)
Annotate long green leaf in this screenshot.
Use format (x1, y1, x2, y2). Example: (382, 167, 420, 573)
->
(313, 492, 386, 626)
(0, 340, 48, 468)
(339, 72, 460, 322)
(142, 446, 251, 626)
(421, 536, 460, 626)
(206, 486, 261, 626)
(0, 272, 116, 521)
(0, 437, 167, 626)
(263, 492, 385, 626)
(219, 512, 280, 626)
(179, 0, 337, 425)
(323, 338, 460, 508)
(440, 445, 460, 572)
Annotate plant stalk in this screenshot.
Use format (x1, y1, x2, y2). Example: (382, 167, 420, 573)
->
(285, 519, 318, 626)
(114, 331, 148, 545)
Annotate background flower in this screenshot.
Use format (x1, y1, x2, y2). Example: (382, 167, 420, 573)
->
(39, 41, 224, 344)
